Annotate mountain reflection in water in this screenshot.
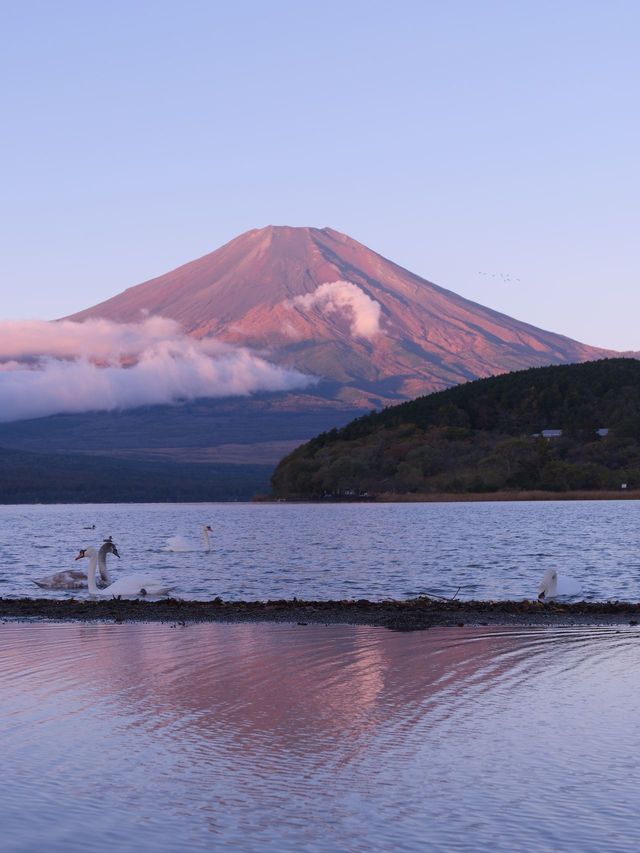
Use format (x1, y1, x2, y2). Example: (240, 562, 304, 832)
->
(2, 622, 640, 852)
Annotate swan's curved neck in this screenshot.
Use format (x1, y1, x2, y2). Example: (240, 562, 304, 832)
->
(86, 551, 99, 594)
(97, 546, 111, 584)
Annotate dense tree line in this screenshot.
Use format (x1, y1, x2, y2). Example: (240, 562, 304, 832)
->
(272, 359, 640, 497)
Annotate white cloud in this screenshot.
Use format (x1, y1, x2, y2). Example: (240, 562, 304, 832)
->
(291, 281, 382, 340)
(0, 316, 182, 362)
(0, 318, 314, 423)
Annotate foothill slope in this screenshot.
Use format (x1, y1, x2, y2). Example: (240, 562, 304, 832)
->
(271, 359, 640, 499)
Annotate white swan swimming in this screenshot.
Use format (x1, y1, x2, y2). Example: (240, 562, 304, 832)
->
(76, 546, 174, 597)
(165, 525, 213, 553)
(538, 568, 582, 601)
(34, 539, 120, 590)
(202, 525, 213, 552)
(538, 569, 558, 600)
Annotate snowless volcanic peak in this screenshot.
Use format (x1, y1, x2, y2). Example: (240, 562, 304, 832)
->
(69, 225, 613, 401)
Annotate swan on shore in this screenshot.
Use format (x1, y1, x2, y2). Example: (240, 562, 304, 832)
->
(538, 568, 582, 601)
(76, 546, 173, 597)
(34, 539, 120, 590)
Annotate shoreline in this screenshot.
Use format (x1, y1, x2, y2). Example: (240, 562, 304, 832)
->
(374, 489, 640, 503)
(2, 596, 640, 630)
(2, 490, 639, 507)
(262, 490, 640, 503)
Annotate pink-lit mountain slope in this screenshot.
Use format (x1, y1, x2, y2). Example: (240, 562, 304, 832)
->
(70, 226, 613, 405)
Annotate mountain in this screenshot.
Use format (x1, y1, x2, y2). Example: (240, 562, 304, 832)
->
(271, 358, 640, 499)
(69, 225, 612, 405)
(1, 226, 622, 503)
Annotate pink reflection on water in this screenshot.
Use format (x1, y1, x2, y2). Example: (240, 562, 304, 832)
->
(2, 622, 555, 753)
(3, 622, 640, 852)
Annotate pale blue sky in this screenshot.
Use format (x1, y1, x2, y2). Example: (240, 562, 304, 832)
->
(1, 1, 638, 350)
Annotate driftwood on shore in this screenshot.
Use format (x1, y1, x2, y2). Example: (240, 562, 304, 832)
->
(2, 596, 640, 631)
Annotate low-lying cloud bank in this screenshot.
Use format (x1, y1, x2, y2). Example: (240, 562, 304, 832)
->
(291, 281, 382, 340)
(0, 316, 181, 362)
(0, 318, 313, 423)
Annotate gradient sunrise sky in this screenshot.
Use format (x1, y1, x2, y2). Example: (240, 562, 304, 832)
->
(1, 1, 638, 350)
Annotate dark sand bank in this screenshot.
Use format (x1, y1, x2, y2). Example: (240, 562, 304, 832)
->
(2, 596, 640, 630)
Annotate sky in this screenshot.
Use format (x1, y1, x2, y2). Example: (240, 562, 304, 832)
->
(1, 0, 638, 350)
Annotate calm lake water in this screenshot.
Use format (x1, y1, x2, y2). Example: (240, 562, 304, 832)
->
(1, 500, 640, 601)
(2, 621, 640, 852)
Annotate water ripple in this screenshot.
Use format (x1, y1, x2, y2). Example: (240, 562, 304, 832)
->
(2, 622, 640, 851)
(1, 501, 640, 602)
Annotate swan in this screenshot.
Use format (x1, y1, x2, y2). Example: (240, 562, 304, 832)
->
(538, 569, 557, 600)
(165, 525, 213, 553)
(76, 546, 174, 597)
(34, 539, 120, 590)
(95, 537, 120, 585)
(538, 568, 582, 601)
(202, 525, 213, 552)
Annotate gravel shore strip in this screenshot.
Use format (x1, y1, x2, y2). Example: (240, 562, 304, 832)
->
(2, 597, 640, 630)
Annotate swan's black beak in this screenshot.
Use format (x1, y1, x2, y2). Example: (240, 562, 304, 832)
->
(112, 546, 120, 559)
(75, 549, 86, 561)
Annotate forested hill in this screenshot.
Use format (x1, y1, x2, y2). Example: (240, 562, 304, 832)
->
(316, 358, 640, 442)
(271, 359, 640, 498)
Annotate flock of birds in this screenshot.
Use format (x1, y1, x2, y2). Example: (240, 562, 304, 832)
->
(477, 271, 521, 283)
(33, 523, 577, 602)
(34, 525, 214, 597)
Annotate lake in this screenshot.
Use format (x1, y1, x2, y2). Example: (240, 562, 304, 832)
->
(1, 500, 640, 601)
(2, 621, 640, 852)
(3, 502, 640, 851)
